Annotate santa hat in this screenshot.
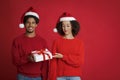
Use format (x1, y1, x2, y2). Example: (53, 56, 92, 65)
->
(19, 7, 39, 28)
(53, 12, 76, 32)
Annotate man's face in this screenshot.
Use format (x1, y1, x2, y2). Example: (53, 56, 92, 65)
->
(25, 17, 37, 33)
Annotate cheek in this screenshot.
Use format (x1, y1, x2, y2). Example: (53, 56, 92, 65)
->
(31, 24, 37, 28)
(62, 27, 64, 31)
(34, 24, 37, 27)
(68, 27, 72, 32)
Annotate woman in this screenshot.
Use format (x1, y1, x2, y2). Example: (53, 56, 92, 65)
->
(49, 12, 84, 80)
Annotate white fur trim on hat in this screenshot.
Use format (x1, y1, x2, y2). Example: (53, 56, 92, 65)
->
(53, 28, 57, 33)
(60, 17, 76, 21)
(19, 23, 24, 28)
(25, 11, 39, 19)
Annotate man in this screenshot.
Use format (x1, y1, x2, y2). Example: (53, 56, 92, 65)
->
(11, 7, 48, 80)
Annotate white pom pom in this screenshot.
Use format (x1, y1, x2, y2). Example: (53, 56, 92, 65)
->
(53, 28, 57, 33)
(19, 23, 24, 28)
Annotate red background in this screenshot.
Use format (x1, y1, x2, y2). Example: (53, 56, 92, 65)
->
(0, 0, 120, 80)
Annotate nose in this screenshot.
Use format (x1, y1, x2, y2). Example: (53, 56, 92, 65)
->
(29, 23, 33, 26)
(64, 26, 67, 30)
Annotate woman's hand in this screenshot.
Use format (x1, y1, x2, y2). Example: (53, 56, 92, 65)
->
(53, 53, 63, 58)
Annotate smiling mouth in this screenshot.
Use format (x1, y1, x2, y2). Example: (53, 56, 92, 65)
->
(28, 27, 33, 29)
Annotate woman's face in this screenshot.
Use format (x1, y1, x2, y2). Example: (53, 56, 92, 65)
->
(62, 21, 72, 35)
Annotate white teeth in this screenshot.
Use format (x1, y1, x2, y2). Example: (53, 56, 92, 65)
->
(29, 27, 33, 29)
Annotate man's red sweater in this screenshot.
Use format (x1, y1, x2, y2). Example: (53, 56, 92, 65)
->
(11, 34, 48, 80)
(49, 37, 84, 80)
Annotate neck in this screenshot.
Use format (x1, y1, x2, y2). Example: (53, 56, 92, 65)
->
(25, 32, 36, 38)
(63, 34, 74, 39)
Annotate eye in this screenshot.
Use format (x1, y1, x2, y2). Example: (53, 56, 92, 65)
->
(62, 25, 65, 27)
(32, 22, 36, 24)
(67, 26, 70, 27)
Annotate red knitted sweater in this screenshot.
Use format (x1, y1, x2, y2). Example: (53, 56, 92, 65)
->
(11, 33, 48, 80)
(49, 37, 84, 80)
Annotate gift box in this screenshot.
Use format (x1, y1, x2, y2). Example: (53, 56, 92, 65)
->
(31, 48, 52, 62)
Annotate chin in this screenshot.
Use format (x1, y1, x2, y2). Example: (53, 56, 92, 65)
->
(64, 33, 69, 35)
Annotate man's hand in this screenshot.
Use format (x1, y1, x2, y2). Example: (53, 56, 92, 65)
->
(28, 54, 35, 62)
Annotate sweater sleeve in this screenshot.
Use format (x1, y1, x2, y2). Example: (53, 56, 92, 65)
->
(48, 59, 57, 80)
(62, 41, 84, 67)
(48, 40, 57, 80)
(11, 39, 29, 66)
(41, 60, 49, 80)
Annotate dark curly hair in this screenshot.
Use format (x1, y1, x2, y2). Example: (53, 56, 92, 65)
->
(23, 15, 39, 24)
(56, 21, 80, 37)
